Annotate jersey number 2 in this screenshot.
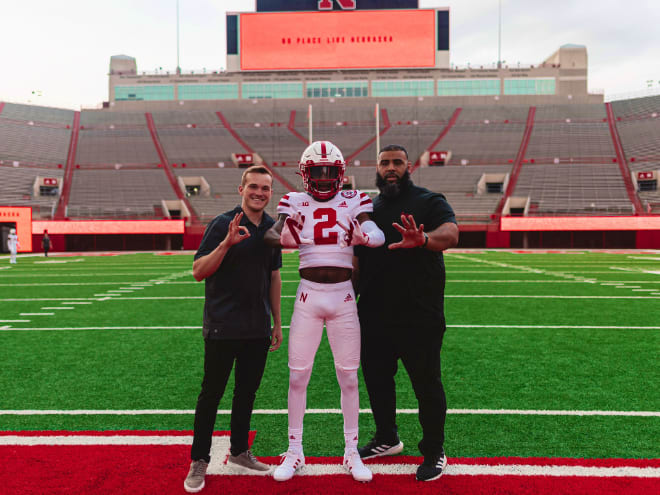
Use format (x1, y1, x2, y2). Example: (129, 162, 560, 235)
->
(313, 208, 338, 245)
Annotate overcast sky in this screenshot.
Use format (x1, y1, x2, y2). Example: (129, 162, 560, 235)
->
(1, 0, 658, 109)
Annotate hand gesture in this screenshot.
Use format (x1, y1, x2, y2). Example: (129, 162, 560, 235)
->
(280, 210, 313, 248)
(337, 216, 369, 248)
(389, 214, 425, 250)
(225, 212, 250, 247)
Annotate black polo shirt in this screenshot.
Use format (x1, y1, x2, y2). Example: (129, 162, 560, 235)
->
(356, 182, 456, 330)
(194, 206, 282, 340)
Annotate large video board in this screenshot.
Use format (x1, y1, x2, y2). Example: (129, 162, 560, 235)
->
(238, 9, 436, 71)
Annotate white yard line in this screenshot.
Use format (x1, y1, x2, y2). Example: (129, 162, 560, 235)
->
(2, 324, 658, 331)
(251, 463, 660, 478)
(0, 408, 657, 417)
(19, 313, 54, 316)
(40, 307, 74, 310)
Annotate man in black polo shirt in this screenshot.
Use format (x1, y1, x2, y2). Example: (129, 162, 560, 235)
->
(184, 166, 283, 493)
(354, 145, 459, 482)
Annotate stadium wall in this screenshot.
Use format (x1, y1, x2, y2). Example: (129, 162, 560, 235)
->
(15, 219, 659, 252)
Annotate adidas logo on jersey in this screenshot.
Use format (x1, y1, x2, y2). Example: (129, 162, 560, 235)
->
(344, 294, 353, 302)
(338, 201, 348, 208)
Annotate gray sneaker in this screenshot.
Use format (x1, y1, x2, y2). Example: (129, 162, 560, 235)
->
(184, 460, 208, 493)
(228, 450, 271, 472)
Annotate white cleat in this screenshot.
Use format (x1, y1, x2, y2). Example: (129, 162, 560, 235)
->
(273, 450, 305, 481)
(344, 448, 373, 482)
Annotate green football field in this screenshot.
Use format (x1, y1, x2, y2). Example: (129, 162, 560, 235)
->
(1, 249, 659, 460)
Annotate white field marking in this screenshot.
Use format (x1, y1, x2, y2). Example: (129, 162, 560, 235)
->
(123, 286, 144, 289)
(0, 434, 197, 446)
(0, 282, 178, 287)
(632, 289, 658, 292)
(213, 463, 660, 478)
(448, 254, 599, 284)
(446, 295, 660, 299)
(446, 280, 631, 283)
(1, 324, 659, 332)
(19, 313, 54, 316)
(450, 324, 660, 330)
(0, 273, 189, 278)
(0, 320, 30, 322)
(627, 256, 660, 261)
(40, 307, 74, 310)
(5, 295, 660, 301)
(96, 297, 112, 301)
(63, 302, 92, 305)
(1, 408, 658, 417)
(616, 285, 641, 288)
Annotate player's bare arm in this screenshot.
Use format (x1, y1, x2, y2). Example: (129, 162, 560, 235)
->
(192, 212, 250, 281)
(389, 214, 459, 251)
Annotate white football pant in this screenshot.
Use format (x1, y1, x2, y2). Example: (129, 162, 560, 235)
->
(286, 279, 360, 452)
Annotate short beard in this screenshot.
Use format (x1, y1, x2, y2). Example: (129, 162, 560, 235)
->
(376, 170, 411, 199)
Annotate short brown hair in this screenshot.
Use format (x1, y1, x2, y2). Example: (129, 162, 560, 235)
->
(241, 165, 273, 186)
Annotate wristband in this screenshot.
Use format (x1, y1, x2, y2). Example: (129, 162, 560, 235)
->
(422, 232, 429, 248)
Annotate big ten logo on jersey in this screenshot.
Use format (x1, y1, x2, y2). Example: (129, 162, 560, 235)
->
(340, 190, 357, 199)
(318, 0, 356, 10)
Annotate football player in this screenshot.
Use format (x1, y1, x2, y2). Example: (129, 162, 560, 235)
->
(265, 141, 384, 483)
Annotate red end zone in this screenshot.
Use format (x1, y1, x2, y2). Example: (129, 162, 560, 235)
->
(1, 431, 658, 494)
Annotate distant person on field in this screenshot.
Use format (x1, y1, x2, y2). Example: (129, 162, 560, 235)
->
(8, 228, 19, 264)
(42, 230, 51, 257)
(183, 165, 283, 493)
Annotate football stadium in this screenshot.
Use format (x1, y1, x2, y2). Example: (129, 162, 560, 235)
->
(1, 1, 659, 494)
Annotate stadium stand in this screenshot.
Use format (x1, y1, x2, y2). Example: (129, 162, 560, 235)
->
(66, 169, 179, 219)
(2, 97, 659, 225)
(513, 163, 632, 215)
(0, 166, 63, 218)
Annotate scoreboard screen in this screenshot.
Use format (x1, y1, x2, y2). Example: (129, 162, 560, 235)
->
(237, 9, 437, 71)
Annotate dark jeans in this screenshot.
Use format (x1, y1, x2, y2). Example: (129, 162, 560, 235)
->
(360, 324, 446, 458)
(190, 337, 270, 462)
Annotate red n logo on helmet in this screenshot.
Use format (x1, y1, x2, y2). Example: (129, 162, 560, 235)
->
(318, 0, 357, 10)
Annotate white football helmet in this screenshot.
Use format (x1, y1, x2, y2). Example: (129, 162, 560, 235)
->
(10, 228, 16, 234)
(299, 141, 346, 201)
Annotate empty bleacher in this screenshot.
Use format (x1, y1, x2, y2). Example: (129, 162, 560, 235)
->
(76, 127, 159, 166)
(66, 169, 178, 218)
(0, 166, 63, 218)
(514, 163, 632, 215)
(0, 102, 74, 125)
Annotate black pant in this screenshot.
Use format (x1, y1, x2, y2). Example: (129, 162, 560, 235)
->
(360, 324, 446, 458)
(190, 337, 270, 462)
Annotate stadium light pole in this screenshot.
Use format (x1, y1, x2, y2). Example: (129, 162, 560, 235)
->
(497, 0, 502, 69)
(176, 0, 181, 75)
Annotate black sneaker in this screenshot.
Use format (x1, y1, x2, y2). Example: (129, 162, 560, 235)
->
(358, 436, 404, 459)
(416, 450, 448, 481)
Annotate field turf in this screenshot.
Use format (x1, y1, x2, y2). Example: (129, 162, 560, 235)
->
(1, 249, 659, 461)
